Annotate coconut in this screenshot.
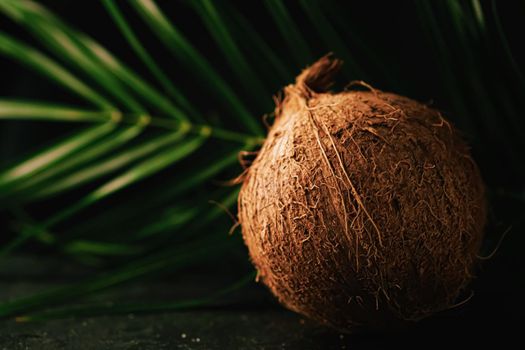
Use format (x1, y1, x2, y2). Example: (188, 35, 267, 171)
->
(237, 55, 486, 332)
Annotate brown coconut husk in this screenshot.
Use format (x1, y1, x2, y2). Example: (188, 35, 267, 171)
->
(238, 55, 486, 333)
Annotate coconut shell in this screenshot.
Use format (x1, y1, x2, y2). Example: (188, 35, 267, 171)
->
(238, 55, 486, 332)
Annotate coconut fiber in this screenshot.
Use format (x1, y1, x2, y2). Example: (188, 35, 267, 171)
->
(238, 55, 486, 332)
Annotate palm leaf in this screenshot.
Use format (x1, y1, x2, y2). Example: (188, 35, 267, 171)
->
(130, 0, 263, 134)
(0, 123, 117, 192)
(263, 0, 313, 67)
(0, 100, 113, 122)
(102, 0, 200, 120)
(0, 32, 112, 108)
(191, 0, 270, 111)
(16, 271, 256, 322)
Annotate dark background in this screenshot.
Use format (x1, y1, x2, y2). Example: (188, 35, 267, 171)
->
(1, 1, 524, 348)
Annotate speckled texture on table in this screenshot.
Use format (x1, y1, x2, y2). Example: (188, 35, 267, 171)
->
(0, 255, 521, 349)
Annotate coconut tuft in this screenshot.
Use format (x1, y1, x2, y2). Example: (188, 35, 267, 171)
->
(238, 55, 486, 332)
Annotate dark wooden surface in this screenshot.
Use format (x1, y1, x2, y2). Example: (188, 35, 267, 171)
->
(0, 254, 522, 350)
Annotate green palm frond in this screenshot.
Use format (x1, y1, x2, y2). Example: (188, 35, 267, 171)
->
(0, 0, 523, 320)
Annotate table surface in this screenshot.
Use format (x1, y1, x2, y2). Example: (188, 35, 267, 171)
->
(0, 254, 521, 350)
